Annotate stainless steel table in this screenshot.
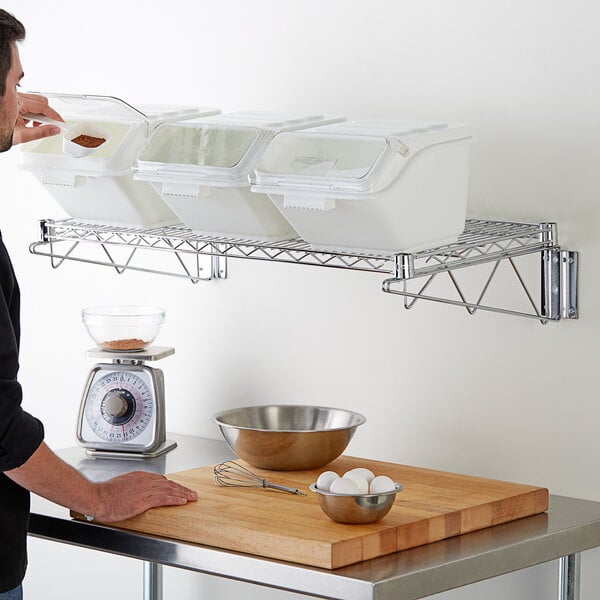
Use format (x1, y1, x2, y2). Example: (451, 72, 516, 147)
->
(28, 434, 600, 600)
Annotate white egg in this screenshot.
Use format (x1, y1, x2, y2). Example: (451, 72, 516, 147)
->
(369, 475, 396, 494)
(343, 467, 375, 484)
(342, 471, 369, 494)
(330, 477, 361, 494)
(316, 471, 340, 492)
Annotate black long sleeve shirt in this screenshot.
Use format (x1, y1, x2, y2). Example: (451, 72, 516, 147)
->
(0, 232, 44, 592)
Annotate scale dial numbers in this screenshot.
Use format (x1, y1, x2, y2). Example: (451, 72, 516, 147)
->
(84, 369, 154, 443)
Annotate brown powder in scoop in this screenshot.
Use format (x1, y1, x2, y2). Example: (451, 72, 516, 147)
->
(71, 134, 106, 148)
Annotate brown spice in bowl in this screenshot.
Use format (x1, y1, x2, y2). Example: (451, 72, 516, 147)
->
(100, 338, 149, 351)
(71, 134, 106, 148)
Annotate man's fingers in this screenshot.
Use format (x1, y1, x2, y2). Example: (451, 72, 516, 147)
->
(18, 92, 64, 123)
(148, 480, 198, 501)
(13, 124, 61, 145)
(147, 494, 190, 509)
(18, 92, 49, 102)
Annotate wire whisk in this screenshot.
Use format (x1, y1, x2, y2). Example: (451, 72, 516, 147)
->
(214, 461, 307, 496)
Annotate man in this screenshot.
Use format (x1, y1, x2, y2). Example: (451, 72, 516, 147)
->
(0, 10, 197, 600)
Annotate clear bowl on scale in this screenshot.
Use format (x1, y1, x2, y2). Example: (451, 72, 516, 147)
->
(82, 305, 165, 352)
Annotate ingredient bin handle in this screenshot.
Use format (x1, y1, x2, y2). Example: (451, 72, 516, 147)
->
(160, 181, 204, 197)
(283, 193, 336, 211)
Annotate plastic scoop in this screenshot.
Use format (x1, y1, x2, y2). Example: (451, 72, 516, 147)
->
(22, 113, 110, 158)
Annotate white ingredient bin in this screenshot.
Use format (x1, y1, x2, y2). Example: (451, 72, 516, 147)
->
(251, 120, 473, 254)
(20, 94, 220, 228)
(131, 112, 345, 241)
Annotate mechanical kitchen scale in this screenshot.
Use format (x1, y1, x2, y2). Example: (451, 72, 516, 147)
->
(76, 345, 177, 459)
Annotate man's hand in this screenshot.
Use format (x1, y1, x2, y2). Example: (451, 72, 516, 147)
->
(13, 92, 63, 145)
(6, 443, 198, 522)
(91, 471, 198, 523)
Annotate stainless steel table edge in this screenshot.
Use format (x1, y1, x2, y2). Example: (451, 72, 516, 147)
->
(28, 514, 373, 599)
(28, 435, 600, 600)
(373, 498, 599, 600)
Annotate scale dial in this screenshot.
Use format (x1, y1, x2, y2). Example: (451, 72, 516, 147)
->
(77, 362, 166, 453)
(85, 370, 153, 443)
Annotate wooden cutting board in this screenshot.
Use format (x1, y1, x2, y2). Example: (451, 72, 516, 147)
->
(75, 456, 548, 569)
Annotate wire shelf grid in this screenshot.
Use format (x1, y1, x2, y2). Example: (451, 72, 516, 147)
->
(30, 218, 556, 278)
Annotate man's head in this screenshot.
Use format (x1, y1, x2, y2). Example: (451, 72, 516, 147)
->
(0, 9, 24, 98)
(0, 10, 25, 152)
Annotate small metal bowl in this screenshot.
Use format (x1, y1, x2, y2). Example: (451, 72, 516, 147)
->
(310, 482, 403, 524)
(211, 405, 366, 471)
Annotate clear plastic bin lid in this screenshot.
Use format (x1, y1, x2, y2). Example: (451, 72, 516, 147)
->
(195, 111, 342, 130)
(253, 119, 471, 193)
(135, 122, 261, 182)
(19, 94, 219, 176)
(34, 93, 217, 124)
(133, 111, 345, 184)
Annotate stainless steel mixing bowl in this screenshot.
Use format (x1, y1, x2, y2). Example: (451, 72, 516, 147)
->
(211, 405, 366, 471)
(309, 483, 403, 524)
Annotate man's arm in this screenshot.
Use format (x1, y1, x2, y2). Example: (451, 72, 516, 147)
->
(4, 92, 197, 523)
(6, 442, 198, 522)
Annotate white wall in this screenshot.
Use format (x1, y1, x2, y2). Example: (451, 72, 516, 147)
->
(0, 0, 598, 598)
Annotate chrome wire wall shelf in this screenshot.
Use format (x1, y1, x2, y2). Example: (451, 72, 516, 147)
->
(29, 218, 578, 323)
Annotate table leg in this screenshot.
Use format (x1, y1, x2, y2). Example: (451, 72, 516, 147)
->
(558, 554, 580, 600)
(143, 561, 163, 600)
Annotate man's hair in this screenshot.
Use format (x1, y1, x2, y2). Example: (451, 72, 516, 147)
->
(0, 9, 25, 97)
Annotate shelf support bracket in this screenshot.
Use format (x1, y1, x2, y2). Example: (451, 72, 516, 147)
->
(541, 249, 578, 320)
(384, 248, 579, 323)
(30, 219, 228, 283)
